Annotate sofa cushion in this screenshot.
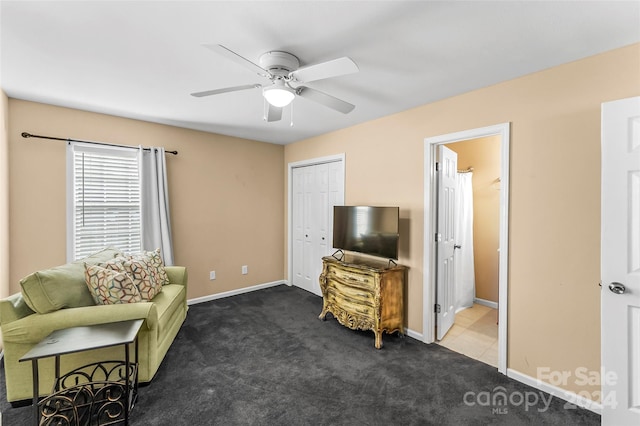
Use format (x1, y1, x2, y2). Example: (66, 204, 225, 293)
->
(20, 247, 123, 314)
(84, 264, 143, 305)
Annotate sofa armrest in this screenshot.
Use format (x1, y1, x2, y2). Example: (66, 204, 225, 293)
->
(0, 293, 35, 325)
(1, 302, 158, 345)
(165, 266, 187, 288)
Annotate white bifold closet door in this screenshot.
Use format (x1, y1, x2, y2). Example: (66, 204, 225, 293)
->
(292, 161, 344, 296)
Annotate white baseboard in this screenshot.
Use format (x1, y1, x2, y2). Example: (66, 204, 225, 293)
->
(506, 368, 602, 415)
(187, 280, 286, 305)
(474, 297, 498, 309)
(405, 328, 423, 341)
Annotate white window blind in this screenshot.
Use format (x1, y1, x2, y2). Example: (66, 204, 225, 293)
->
(67, 143, 141, 261)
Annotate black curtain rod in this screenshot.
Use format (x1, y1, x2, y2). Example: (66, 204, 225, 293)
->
(21, 132, 178, 155)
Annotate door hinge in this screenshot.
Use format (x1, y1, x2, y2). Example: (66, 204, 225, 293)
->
(435, 162, 439, 171)
(435, 304, 441, 314)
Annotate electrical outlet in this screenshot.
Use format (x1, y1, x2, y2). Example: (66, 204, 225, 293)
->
(209, 271, 216, 280)
(242, 265, 248, 275)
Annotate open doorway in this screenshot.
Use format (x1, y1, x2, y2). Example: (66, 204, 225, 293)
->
(437, 136, 501, 367)
(423, 123, 510, 374)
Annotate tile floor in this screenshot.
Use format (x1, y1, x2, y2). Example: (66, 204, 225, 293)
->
(437, 303, 498, 367)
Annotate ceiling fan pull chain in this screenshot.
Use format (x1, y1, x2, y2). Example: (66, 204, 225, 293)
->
(290, 101, 294, 127)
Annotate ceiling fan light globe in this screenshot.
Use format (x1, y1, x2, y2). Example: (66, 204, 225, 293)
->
(263, 86, 295, 107)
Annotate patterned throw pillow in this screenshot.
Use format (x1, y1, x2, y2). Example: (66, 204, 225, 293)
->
(84, 264, 142, 305)
(144, 248, 170, 285)
(122, 253, 162, 301)
(99, 257, 129, 273)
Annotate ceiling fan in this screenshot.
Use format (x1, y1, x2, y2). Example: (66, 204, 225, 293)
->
(191, 44, 359, 122)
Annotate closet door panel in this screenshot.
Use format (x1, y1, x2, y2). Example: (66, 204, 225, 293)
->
(317, 163, 330, 267)
(302, 166, 317, 292)
(292, 167, 305, 287)
(291, 159, 344, 297)
(328, 161, 345, 252)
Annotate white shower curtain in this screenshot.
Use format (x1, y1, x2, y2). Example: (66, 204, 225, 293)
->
(454, 172, 475, 311)
(140, 146, 174, 265)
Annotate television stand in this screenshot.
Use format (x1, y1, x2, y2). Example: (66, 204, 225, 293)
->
(318, 256, 407, 349)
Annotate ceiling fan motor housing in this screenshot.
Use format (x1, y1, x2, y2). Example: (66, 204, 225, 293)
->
(259, 51, 300, 78)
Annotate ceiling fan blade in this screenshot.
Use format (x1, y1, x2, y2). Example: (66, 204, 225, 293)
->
(290, 57, 358, 83)
(191, 84, 261, 97)
(266, 103, 282, 122)
(204, 44, 271, 78)
(297, 86, 355, 114)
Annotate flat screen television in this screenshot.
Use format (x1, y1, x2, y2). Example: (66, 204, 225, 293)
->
(333, 206, 399, 260)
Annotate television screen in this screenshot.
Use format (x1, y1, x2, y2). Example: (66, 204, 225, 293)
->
(333, 206, 399, 260)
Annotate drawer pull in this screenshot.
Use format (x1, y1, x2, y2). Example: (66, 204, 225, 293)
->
(345, 276, 369, 283)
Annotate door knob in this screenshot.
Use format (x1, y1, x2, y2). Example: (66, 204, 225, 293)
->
(608, 282, 626, 295)
(454, 245, 461, 250)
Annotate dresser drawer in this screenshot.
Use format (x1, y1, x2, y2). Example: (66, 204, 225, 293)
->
(329, 266, 374, 288)
(326, 291, 376, 318)
(328, 279, 375, 306)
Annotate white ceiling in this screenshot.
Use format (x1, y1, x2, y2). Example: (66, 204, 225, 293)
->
(1, 1, 639, 145)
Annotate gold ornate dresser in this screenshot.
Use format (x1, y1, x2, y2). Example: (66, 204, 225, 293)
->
(318, 255, 406, 349)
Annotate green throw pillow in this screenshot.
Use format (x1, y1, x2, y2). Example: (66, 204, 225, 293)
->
(20, 247, 123, 314)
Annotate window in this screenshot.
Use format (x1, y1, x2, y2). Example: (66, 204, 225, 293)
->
(67, 143, 141, 261)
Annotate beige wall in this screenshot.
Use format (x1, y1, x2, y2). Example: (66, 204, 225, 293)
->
(7, 100, 285, 299)
(447, 136, 501, 303)
(284, 43, 640, 397)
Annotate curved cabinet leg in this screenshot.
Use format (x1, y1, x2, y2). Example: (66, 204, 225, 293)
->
(319, 304, 328, 320)
(374, 331, 383, 349)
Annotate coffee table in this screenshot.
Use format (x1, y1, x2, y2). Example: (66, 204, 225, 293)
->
(19, 319, 144, 426)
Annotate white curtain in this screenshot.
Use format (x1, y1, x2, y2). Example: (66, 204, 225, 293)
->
(454, 172, 475, 311)
(140, 147, 174, 265)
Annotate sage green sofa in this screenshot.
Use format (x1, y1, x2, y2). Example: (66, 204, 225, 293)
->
(0, 248, 188, 403)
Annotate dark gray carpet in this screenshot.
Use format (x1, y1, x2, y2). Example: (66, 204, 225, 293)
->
(1, 285, 600, 425)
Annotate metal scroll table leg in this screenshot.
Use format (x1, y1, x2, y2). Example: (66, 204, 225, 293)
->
(125, 343, 130, 425)
(54, 355, 60, 392)
(31, 359, 39, 425)
(134, 335, 139, 407)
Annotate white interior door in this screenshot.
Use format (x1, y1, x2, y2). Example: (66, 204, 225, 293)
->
(317, 163, 330, 286)
(302, 165, 317, 293)
(292, 167, 305, 289)
(436, 145, 457, 340)
(291, 160, 344, 296)
(601, 96, 640, 425)
(327, 161, 344, 253)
